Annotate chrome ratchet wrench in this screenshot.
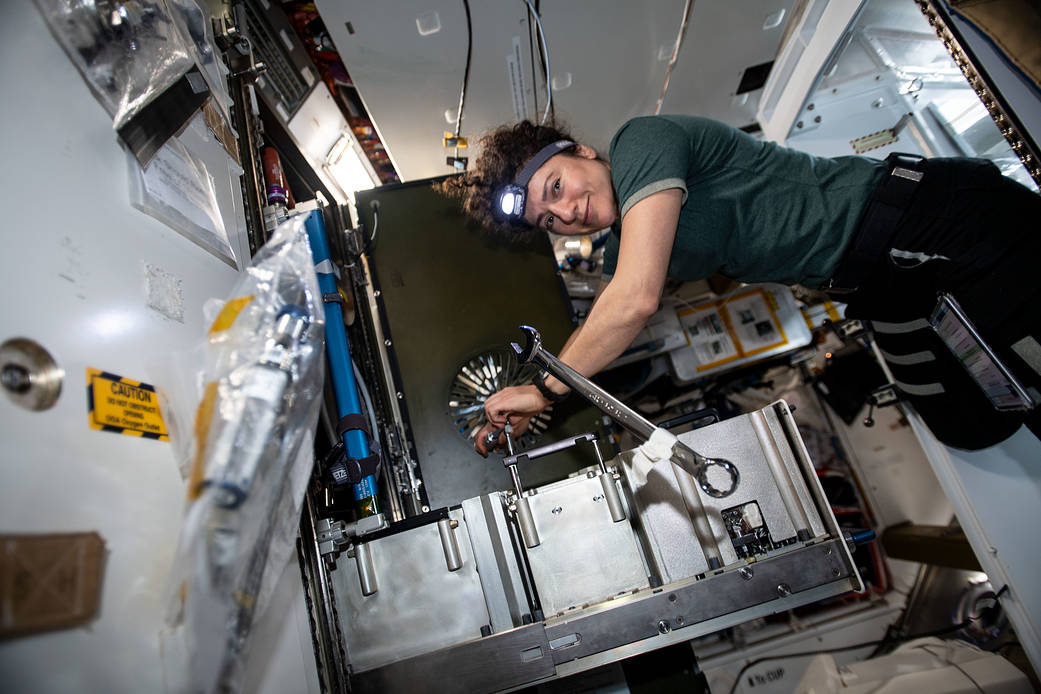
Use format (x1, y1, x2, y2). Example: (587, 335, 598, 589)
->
(510, 325, 739, 499)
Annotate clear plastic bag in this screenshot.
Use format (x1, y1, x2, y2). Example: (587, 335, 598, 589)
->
(127, 125, 235, 265)
(166, 0, 233, 129)
(34, 0, 196, 132)
(162, 216, 324, 693)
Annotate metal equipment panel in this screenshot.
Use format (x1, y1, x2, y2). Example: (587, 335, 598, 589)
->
(351, 622, 556, 694)
(333, 401, 861, 691)
(524, 474, 649, 617)
(621, 401, 829, 581)
(336, 509, 491, 672)
(461, 495, 533, 633)
(541, 539, 855, 665)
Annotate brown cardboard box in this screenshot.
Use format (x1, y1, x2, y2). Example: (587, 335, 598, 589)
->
(0, 532, 106, 638)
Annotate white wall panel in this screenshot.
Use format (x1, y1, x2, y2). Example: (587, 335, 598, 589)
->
(0, 5, 314, 692)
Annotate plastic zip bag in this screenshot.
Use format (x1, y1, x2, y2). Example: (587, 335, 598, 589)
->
(162, 216, 324, 693)
(34, 0, 195, 133)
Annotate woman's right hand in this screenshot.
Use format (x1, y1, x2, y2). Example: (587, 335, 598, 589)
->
(473, 384, 550, 457)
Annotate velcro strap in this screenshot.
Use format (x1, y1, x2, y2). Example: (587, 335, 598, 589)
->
(826, 153, 925, 293)
(325, 414, 381, 486)
(337, 412, 371, 440)
(328, 452, 381, 486)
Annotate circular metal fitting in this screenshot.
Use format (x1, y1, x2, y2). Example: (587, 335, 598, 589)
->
(657, 620, 671, 634)
(739, 566, 754, 581)
(0, 338, 63, 411)
(776, 583, 792, 598)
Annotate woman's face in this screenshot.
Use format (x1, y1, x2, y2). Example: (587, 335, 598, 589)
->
(522, 145, 617, 235)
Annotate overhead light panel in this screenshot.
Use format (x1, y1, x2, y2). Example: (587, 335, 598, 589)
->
(326, 133, 350, 166)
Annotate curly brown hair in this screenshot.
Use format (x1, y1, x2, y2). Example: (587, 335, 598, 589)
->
(436, 119, 579, 240)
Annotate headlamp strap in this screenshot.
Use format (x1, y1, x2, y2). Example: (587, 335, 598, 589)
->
(514, 139, 576, 187)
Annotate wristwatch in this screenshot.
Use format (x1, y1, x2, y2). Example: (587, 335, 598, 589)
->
(532, 372, 569, 403)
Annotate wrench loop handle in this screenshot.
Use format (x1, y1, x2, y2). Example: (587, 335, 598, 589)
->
(697, 459, 740, 498)
(670, 442, 740, 498)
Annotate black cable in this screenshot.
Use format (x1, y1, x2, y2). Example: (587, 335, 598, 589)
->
(530, 0, 553, 123)
(527, 0, 539, 119)
(726, 619, 974, 694)
(452, 0, 473, 142)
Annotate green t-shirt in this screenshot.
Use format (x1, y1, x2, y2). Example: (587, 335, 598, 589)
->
(601, 115, 886, 286)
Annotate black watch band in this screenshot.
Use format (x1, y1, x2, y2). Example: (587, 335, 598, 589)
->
(532, 372, 569, 403)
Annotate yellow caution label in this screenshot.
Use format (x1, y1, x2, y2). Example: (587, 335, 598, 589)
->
(209, 295, 255, 335)
(86, 368, 169, 441)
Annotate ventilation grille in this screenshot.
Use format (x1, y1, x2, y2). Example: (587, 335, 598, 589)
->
(449, 349, 552, 449)
(243, 2, 310, 115)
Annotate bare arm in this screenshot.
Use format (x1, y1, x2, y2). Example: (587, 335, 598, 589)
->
(476, 188, 682, 454)
(544, 188, 682, 392)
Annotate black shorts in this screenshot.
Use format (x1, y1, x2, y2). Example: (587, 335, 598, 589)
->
(837, 158, 1041, 449)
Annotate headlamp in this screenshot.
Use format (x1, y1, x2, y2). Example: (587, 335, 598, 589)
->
(494, 139, 575, 223)
(499, 186, 524, 217)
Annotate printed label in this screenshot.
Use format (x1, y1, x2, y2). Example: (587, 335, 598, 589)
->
(677, 288, 789, 372)
(850, 128, 898, 154)
(87, 368, 169, 440)
(507, 36, 531, 121)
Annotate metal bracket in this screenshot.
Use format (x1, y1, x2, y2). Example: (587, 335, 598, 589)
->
(836, 319, 866, 339)
(863, 384, 901, 427)
(316, 513, 388, 559)
(344, 226, 365, 258)
(502, 432, 598, 468)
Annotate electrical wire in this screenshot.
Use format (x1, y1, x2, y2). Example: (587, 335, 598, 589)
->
(654, 0, 695, 115)
(527, 0, 541, 121)
(725, 619, 974, 694)
(352, 360, 380, 470)
(369, 205, 379, 244)
(522, 0, 553, 124)
(451, 0, 473, 167)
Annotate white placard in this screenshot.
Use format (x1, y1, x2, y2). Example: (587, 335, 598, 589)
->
(507, 36, 531, 121)
(129, 135, 235, 267)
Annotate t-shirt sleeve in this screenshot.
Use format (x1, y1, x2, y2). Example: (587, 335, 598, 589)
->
(609, 117, 690, 220)
(601, 229, 620, 276)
